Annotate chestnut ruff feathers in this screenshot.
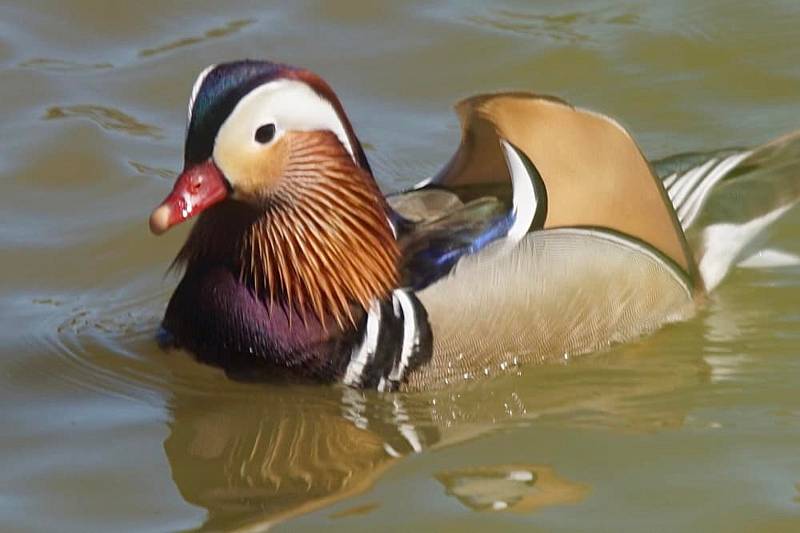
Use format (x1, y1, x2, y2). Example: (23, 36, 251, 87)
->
(176, 131, 399, 330)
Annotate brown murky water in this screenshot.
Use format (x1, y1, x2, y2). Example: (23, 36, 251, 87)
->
(2, 1, 800, 531)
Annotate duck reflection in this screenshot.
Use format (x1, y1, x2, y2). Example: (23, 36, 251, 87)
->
(436, 464, 589, 513)
(164, 383, 437, 530)
(163, 337, 708, 530)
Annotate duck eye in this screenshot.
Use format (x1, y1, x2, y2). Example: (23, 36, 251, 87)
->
(255, 123, 276, 144)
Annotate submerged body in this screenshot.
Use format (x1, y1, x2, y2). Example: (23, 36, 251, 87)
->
(149, 60, 800, 390)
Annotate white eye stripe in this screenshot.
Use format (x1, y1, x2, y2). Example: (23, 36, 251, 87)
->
(187, 64, 217, 124)
(214, 79, 356, 161)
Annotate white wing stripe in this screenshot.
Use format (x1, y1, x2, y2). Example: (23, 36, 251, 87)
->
(677, 151, 752, 228)
(669, 158, 718, 206)
(500, 140, 537, 242)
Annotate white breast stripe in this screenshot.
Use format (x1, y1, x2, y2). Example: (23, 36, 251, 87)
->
(388, 290, 419, 383)
(343, 302, 382, 386)
(500, 140, 537, 243)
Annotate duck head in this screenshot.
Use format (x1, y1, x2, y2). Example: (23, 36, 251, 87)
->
(150, 60, 399, 329)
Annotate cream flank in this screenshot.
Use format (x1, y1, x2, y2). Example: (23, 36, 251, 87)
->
(212, 79, 356, 186)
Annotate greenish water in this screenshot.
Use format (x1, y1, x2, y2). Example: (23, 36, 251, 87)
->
(1, 1, 800, 531)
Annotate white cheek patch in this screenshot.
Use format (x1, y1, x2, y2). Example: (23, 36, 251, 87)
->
(213, 79, 356, 177)
(187, 64, 217, 125)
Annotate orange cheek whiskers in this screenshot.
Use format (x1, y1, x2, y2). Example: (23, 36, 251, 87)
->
(228, 130, 400, 330)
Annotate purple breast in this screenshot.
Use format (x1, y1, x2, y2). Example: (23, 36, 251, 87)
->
(161, 264, 361, 380)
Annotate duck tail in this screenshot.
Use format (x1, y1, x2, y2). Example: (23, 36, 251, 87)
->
(654, 131, 800, 291)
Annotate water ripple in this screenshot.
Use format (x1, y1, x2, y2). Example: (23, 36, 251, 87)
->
(43, 104, 162, 139)
(436, 464, 589, 513)
(128, 160, 175, 180)
(466, 7, 640, 43)
(13, 281, 253, 406)
(138, 18, 255, 58)
(18, 57, 113, 72)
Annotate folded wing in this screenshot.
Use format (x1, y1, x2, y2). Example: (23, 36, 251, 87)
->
(427, 92, 699, 287)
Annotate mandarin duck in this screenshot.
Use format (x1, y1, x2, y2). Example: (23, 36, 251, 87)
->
(149, 60, 800, 391)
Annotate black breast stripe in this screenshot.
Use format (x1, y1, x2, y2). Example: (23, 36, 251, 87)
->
(342, 289, 432, 390)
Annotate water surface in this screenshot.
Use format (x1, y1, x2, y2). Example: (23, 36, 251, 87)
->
(2, 1, 800, 531)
